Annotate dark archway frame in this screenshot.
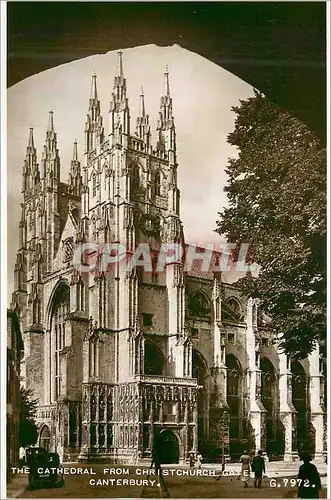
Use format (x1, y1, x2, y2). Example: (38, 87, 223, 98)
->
(7, 2, 326, 142)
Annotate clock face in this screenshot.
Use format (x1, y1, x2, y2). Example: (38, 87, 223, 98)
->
(140, 214, 160, 236)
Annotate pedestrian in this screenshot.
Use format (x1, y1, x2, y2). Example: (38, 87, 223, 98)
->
(189, 452, 196, 469)
(297, 453, 321, 499)
(239, 449, 251, 488)
(251, 450, 265, 488)
(196, 453, 203, 469)
(149, 431, 170, 498)
(262, 451, 269, 477)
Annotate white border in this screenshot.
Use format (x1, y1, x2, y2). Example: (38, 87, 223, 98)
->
(1, 2, 7, 499)
(326, 0, 330, 496)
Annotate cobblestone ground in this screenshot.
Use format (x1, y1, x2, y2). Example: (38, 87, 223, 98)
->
(17, 465, 327, 498)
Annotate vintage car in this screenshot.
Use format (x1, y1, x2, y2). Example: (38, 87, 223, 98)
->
(26, 447, 64, 490)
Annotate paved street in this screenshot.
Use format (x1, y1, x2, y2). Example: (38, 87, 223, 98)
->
(7, 463, 327, 499)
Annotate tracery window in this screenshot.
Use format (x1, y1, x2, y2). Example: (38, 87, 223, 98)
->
(130, 165, 140, 198)
(155, 171, 161, 196)
(226, 354, 242, 438)
(51, 283, 70, 400)
(188, 291, 210, 317)
(261, 357, 276, 448)
(92, 173, 96, 197)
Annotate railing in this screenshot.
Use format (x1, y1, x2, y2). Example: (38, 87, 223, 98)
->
(135, 374, 198, 386)
(36, 404, 56, 420)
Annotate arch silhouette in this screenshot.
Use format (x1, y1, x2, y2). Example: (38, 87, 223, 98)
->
(226, 354, 243, 442)
(45, 279, 70, 330)
(159, 429, 180, 464)
(260, 357, 277, 454)
(192, 349, 208, 385)
(193, 349, 208, 451)
(226, 297, 242, 314)
(39, 425, 51, 451)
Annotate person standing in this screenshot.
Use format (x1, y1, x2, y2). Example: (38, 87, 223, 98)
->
(251, 450, 265, 488)
(196, 453, 203, 469)
(146, 431, 170, 498)
(297, 453, 321, 499)
(239, 450, 251, 488)
(262, 451, 269, 477)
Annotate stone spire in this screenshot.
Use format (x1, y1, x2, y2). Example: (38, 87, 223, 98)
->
(69, 140, 83, 196)
(136, 86, 150, 147)
(85, 73, 104, 154)
(109, 51, 130, 142)
(156, 64, 176, 154)
(41, 111, 61, 183)
(116, 50, 123, 78)
(48, 110, 54, 132)
(90, 73, 98, 100)
(163, 64, 170, 96)
(73, 139, 78, 162)
(140, 86, 145, 117)
(22, 127, 40, 197)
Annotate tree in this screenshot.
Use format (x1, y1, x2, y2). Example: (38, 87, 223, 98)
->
(19, 383, 38, 448)
(216, 91, 326, 358)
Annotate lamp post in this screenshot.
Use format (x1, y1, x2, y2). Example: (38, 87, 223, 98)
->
(221, 437, 225, 472)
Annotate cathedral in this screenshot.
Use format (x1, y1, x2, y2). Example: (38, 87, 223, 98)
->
(11, 52, 326, 464)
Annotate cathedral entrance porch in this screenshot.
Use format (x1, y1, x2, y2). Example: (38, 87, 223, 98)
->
(159, 429, 180, 464)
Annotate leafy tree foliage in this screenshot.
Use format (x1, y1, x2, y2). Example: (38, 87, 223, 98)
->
(216, 91, 326, 358)
(19, 383, 38, 448)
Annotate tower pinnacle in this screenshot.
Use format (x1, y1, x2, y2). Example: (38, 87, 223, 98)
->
(90, 74, 98, 100)
(47, 111, 54, 132)
(85, 73, 104, 153)
(164, 64, 170, 96)
(73, 140, 78, 161)
(69, 139, 83, 196)
(156, 65, 176, 154)
(116, 51, 123, 77)
(140, 86, 145, 117)
(109, 51, 130, 141)
(136, 86, 150, 145)
(28, 127, 34, 149)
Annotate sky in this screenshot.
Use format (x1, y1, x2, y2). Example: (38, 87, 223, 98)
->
(7, 44, 254, 303)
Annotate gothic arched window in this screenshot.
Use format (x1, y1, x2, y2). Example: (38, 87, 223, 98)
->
(92, 173, 96, 197)
(155, 171, 161, 197)
(130, 165, 140, 198)
(292, 360, 308, 452)
(188, 291, 211, 317)
(226, 354, 242, 439)
(51, 282, 70, 401)
(261, 357, 276, 450)
(76, 279, 85, 311)
(144, 340, 164, 376)
(222, 297, 243, 322)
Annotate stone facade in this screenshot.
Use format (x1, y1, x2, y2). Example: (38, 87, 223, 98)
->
(11, 53, 326, 464)
(7, 310, 24, 477)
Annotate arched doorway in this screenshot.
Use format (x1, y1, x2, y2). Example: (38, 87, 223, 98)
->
(144, 340, 165, 376)
(226, 354, 243, 459)
(260, 357, 277, 455)
(159, 430, 179, 464)
(39, 425, 51, 451)
(292, 360, 308, 455)
(192, 349, 208, 450)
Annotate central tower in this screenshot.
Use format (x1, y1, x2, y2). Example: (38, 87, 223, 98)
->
(78, 52, 198, 463)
